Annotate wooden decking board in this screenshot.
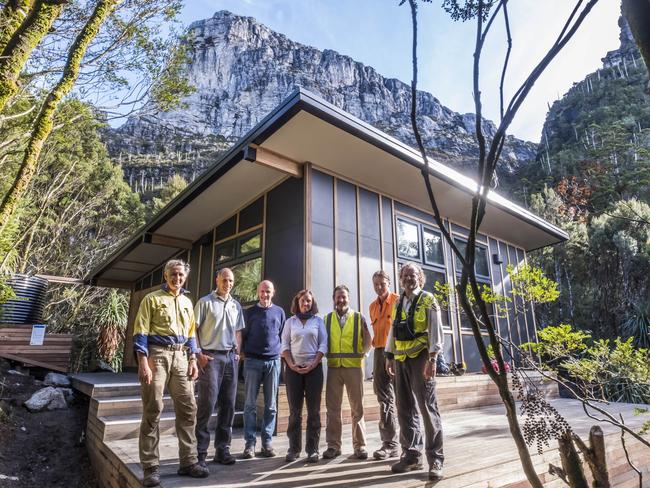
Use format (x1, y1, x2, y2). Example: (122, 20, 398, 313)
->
(93, 400, 649, 488)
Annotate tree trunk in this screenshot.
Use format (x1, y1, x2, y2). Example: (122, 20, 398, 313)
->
(558, 432, 589, 488)
(0, 0, 121, 232)
(572, 427, 611, 487)
(0, 0, 34, 53)
(0, 0, 65, 112)
(622, 0, 650, 92)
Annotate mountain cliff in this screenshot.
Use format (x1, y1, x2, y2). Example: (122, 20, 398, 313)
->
(517, 15, 650, 209)
(106, 10, 536, 195)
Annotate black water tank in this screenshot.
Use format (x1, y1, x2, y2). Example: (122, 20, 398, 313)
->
(0, 274, 49, 325)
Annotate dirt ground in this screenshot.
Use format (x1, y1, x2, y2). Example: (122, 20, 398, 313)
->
(0, 358, 97, 488)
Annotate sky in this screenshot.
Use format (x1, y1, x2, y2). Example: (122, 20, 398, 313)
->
(179, 0, 622, 143)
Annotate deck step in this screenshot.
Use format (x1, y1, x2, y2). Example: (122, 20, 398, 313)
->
(98, 410, 244, 441)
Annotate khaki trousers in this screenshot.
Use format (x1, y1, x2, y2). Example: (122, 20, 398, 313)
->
(325, 366, 366, 450)
(139, 347, 198, 469)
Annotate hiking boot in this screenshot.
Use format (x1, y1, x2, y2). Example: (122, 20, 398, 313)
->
(177, 462, 209, 478)
(322, 447, 341, 459)
(142, 466, 160, 487)
(391, 457, 423, 474)
(429, 459, 444, 481)
(306, 452, 319, 463)
(260, 445, 276, 458)
(197, 453, 207, 468)
(354, 448, 368, 460)
(214, 448, 236, 465)
(242, 445, 255, 459)
(373, 446, 399, 460)
(285, 450, 299, 462)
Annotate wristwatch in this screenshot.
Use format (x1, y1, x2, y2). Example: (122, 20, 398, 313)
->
(188, 355, 197, 362)
(428, 354, 437, 363)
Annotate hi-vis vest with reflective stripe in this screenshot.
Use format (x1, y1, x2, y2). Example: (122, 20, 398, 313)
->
(391, 291, 434, 362)
(325, 311, 364, 368)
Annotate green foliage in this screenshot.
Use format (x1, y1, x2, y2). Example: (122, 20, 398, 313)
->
(508, 263, 560, 304)
(622, 302, 650, 349)
(526, 324, 650, 404)
(523, 324, 590, 360)
(0, 95, 144, 371)
(148, 173, 187, 217)
(95, 289, 128, 371)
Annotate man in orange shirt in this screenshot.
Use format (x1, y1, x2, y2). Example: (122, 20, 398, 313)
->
(368, 270, 400, 460)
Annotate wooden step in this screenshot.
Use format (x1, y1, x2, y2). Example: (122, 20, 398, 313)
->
(97, 410, 244, 441)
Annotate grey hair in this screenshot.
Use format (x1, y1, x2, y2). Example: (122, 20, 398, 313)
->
(164, 259, 190, 276)
(399, 262, 426, 287)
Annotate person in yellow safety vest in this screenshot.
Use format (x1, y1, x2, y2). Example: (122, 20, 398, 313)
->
(385, 263, 445, 481)
(322, 284, 372, 460)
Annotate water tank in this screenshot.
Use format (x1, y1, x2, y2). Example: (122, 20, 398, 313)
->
(0, 274, 49, 325)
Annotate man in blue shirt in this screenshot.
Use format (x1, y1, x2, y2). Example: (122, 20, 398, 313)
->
(241, 280, 286, 458)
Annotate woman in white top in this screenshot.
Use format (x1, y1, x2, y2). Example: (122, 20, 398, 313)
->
(280, 289, 328, 463)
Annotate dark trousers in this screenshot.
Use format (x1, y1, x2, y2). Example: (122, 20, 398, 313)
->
(285, 362, 323, 455)
(373, 348, 398, 449)
(195, 350, 238, 456)
(395, 350, 444, 465)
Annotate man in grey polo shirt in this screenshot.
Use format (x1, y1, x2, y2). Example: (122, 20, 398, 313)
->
(195, 268, 245, 466)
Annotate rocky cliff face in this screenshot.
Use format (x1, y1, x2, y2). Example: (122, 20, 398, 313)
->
(107, 10, 536, 195)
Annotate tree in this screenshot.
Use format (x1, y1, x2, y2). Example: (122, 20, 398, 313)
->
(404, 1, 600, 486)
(0, 0, 122, 232)
(148, 173, 187, 216)
(0, 0, 65, 112)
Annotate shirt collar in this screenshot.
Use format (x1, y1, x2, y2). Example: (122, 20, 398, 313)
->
(161, 284, 189, 296)
(404, 288, 422, 301)
(213, 290, 230, 302)
(258, 301, 273, 309)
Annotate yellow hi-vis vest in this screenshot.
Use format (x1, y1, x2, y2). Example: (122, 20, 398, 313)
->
(325, 311, 364, 368)
(391, 291, 434, 362)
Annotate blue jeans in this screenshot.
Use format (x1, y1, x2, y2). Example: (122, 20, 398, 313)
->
(243, 357, 281, 447)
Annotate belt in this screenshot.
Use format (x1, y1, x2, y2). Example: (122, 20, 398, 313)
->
(150, 344, 186, 351)
(203, 349, 232, 354)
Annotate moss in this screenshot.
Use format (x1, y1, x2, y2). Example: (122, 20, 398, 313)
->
(0, 0, 122, 231)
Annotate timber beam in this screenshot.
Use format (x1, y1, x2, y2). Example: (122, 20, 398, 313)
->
(244, 145, 303, 178)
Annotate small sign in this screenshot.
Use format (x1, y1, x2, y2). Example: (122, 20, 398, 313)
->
(30, 324, 46, 346)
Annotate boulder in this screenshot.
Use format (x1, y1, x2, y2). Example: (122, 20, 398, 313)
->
(43, 372, 71, 387)
(24, 387, 68, 412)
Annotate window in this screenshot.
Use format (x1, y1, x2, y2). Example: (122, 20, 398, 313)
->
(453, 237, 491, 329)
(453, 238, 490, 279)
(423, 227, 444, 266)
(395, 216, 450, 329)
(396, 218, 420, 260)
(214, 230, 262, 304)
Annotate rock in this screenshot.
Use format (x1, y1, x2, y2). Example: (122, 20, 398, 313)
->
(59, 388, 74, 402)
(0, 474, 19, 481)
(95, 359, 116, 373)
(24, 387, 68, 412)
(105, 10, 537, 195)
(7, 369, 26, 376)
(43, 372, 71, 387)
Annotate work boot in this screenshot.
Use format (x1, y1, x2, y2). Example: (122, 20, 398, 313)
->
(373, 446, 399, 460)
(429, 459, 444, 481)
(306, 452, 319, 463)
(322, 447, 341, 459)
(390, 456, 423, 473)
(260, 445, 276, 458)
(285, 450, 299, 462)
(242, 444, 255, 459)
(197, 453, 207, 468)
(214, 447, 236, 465)
(177, 462, 209, 478)
(354, 447, 368, 460)
(142, 466, 160, 487)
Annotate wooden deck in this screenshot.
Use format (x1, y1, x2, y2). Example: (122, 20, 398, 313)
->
(70, 372, 650, 488)
(0, 325, 73, 372)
